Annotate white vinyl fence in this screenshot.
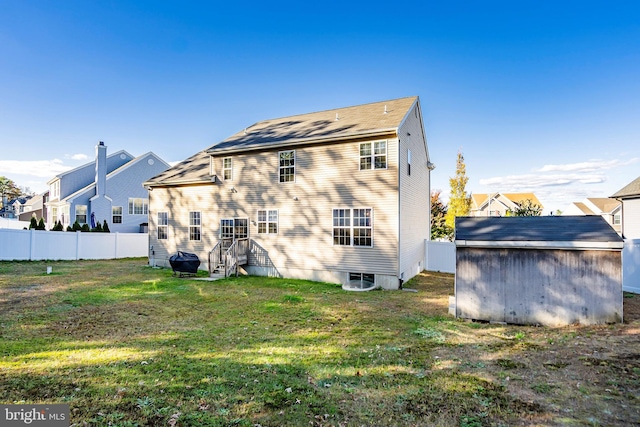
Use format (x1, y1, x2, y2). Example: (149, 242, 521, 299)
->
(0, 218, 30, 230)
(0, 228, 148, 261)
(623, 239, 640, 294)
(425, 240, 456, 274)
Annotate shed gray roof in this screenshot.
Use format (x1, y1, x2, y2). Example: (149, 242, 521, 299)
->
(455, 216, 623, 249)
(611, 175, 640, 199)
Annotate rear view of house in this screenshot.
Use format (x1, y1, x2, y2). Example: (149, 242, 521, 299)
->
(145, 96, 433, 289)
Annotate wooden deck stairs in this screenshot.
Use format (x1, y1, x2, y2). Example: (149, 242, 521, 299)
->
(208, 238, 249, 278)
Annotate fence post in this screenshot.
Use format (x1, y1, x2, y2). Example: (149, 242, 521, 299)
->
(114, 232, 119, 259)
(76, 231, 81, 260)
(30, 229, 36, 261)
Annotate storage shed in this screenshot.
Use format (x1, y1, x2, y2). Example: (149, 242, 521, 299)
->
(454, 216, 624, 326)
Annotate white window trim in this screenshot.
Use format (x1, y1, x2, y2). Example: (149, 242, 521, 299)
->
(257, 209, 278, 234)
(75, 205, 88, 224)
(189, 211, 201, 241)
(112, 206, 123, 224)
(128, 198, 149, 215)
(278, 150, 295, 183)
(223, 157, 233, 181)
(359, 141, 388, 171)
(158, 212, 168, 240)
(332, 207, 373, 247)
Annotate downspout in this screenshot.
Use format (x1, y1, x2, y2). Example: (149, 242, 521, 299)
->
(397, 133, 402, 289)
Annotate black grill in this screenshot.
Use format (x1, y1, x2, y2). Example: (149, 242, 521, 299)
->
(169, 251, 201, 276)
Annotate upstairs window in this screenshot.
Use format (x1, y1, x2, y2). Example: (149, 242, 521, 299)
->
(50, 180, 60, 200)
(257, 209, 278, 234)
(333, 208, 373, 247)
(189, 211, 201, 241)
(223, 157, 232, 180)
(279, 150, 295, 182)
(158, 212, 168, 239)
(75, 205, 87, 224)
(613, 214, 621, 225)
(128, 198, 148, 215)
(360, 141, 387, 170)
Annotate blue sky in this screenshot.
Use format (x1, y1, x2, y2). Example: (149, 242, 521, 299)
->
(1, 1, 639, 213)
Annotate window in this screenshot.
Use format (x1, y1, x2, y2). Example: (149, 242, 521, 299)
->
(333, 208, 373, 247)
(407, 149, 412, 176)
(613, 214, 621, 225)
(189, 211, 201, 241)
(50, 180, 60, 200)
(75, 205, 87, 224)
(359, 141, 387, 170)
(223, 157, 232, 180)
(347, 272, 375, 290)
(220, 219, 234, 239)
(128, 198, 148, 215)
(279, 150, 295, 182)
(112, 206, 123, 224)
(257, 209, 278, 234)
(220, 218, 248, 239)
(158, 212, 168, 239)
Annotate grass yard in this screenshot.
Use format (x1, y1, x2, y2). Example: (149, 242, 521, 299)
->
(0, 259, 638, 426)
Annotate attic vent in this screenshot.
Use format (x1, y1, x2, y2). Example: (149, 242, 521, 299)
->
(335, 113, 339, 121)
(384, 105, 388, 114)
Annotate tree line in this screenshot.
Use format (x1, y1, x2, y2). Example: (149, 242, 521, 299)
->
(431, 151, 542, 241)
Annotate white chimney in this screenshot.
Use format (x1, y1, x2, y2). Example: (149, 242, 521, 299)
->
(95, 141, 107, 197)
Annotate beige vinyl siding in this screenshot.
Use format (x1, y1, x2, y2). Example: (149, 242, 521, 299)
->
(398, 101, 431, 282)
(151, 137, 399, 277)
(623, 199, 640, 239)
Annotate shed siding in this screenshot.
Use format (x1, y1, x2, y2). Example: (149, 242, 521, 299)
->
(623, 198, 640, 239)
(456, 247, 622, 325)
(149, 137, 400, 286)
(398, 102, 430, 283)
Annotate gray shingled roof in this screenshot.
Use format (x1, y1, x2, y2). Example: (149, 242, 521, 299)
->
(611, 176, 640, 198)
(207, 97, 418, 154)
(146, 96, 419, 186)
(455, 216, 622, 243)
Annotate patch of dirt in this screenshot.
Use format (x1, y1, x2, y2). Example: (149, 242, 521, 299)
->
(412, 272, 640, 426)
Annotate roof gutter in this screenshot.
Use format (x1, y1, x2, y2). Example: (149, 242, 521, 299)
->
(207, 128, 398, 155)
(144, 178, 214, 188)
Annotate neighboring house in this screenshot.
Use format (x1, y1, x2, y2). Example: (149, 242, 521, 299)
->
(612, 176, 640, 239)
(0, 196, 31, 218)
(470, 192, 543, 217)
(145, 96, 433, 290)
(18, 191, 49, 222)
(46, 142, 171, 232)
(562, 198, 622, 235)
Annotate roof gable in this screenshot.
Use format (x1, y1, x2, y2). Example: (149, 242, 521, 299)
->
(63, 152, 169, 202)
(612, 176, 640, 199)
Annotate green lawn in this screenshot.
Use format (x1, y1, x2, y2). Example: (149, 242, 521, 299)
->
(1, 259, 638, 426)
